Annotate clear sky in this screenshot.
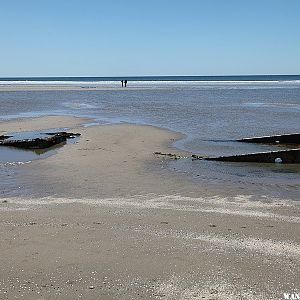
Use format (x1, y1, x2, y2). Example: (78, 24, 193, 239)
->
(0, 0, 299, 77)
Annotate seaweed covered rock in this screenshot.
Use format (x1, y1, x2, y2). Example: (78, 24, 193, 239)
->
(45, 132, 81, 138)
(0, 135, 67, 149)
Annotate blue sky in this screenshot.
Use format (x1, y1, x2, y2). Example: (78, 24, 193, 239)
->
(0, 0, 299, 76)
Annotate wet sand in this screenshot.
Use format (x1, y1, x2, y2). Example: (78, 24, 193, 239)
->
(0, 116, 299, 300)
(0, 84, 151, 91)
(0, 84, 117, 91)
(0, 115, 90, 134)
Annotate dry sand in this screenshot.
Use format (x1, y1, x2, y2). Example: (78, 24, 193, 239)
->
(0, 116, 299, 300)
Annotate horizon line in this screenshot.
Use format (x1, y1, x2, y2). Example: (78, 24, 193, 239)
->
(1, 74, 300, 79)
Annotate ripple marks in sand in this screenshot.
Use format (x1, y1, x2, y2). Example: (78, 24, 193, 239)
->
(2, 194, 300, 224)
(143, 228, 300, 261)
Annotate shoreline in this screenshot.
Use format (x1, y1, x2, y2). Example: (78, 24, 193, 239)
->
(0, 115, 299, 299)
(1, 76, 300, 92)
(1, 115, 298, 201)
(0, 84, 140, 91)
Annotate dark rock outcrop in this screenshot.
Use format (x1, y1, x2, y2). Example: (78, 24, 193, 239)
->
(45, 132, 81, 138)
(237, 133, 300, 145)
(0, 131, 81, 150)
(0, 135, 12, 140)
(154, 151, 182, 159)
(205, 149, 300, 164)
(0, 135, 67, 150)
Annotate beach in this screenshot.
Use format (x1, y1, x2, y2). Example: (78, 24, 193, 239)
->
(0, 115, 300, 300)
(1, 0, 300, 297)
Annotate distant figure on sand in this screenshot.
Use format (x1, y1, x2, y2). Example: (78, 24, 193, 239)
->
(121, 80, 124, 87)
(124, 80, 128, 87)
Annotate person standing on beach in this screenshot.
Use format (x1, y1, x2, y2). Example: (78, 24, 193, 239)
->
(124, 80, 127, 87)
(121, 80, 124, 87)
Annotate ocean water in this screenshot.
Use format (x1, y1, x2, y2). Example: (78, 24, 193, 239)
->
(0, 76, 299, 200)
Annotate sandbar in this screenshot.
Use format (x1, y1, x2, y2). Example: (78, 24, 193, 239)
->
(0, 116, 299, 300)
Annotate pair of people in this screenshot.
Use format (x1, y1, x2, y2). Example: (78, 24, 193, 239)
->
(121, 80, 128, 87)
